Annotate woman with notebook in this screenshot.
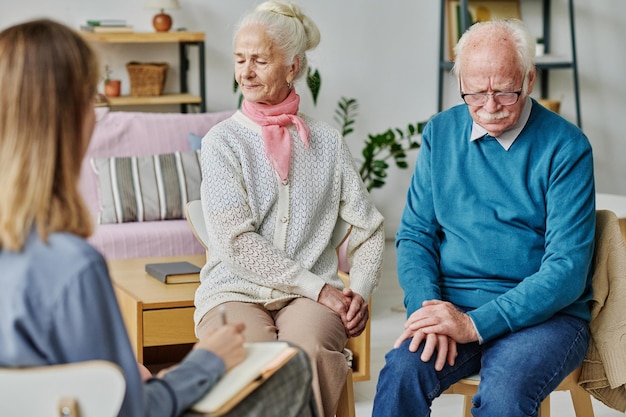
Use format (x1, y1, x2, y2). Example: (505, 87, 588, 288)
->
(0, 18, 318, 417)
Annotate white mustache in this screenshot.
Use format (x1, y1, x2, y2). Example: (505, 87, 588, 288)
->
(477, 110, 510, 121)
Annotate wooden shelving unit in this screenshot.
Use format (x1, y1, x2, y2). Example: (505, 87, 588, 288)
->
(82, 31, 206, 113)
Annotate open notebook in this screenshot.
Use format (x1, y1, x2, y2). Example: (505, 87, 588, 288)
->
(191, 342, 297, 417)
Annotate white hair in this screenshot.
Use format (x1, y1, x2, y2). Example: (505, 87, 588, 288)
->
(453, 19, 536, 93)
(234, 1, 320, 82)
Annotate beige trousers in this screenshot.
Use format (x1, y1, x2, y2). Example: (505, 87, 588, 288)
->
(197, 298, 348, 417)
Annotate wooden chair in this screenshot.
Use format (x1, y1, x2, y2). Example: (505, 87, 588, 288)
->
(443, 210, 624, 417)
(185, 200, 369, 417)
(443, 366, 593, 417)
(0, 360, 125, 417)
(336, 269, 371, 417)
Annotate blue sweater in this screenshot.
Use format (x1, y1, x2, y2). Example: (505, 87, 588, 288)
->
(396, 100, 595, 342)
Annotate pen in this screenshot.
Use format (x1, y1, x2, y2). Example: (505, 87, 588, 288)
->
(219, 305, 227, 325)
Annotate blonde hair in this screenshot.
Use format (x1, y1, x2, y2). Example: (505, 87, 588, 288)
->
(0, 19, 99, 251)
(235, 0, 320, 81)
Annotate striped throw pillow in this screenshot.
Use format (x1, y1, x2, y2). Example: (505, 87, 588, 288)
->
(91, 151, 201, 224)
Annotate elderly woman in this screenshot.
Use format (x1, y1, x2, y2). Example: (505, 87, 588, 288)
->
(0, 18, 318, 417)
(194, 1, 385, 416)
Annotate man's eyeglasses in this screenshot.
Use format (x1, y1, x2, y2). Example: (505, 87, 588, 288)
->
(460, 89, 523, 106)
(94, 93, 110, 122)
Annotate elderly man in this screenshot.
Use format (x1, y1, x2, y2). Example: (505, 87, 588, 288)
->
(372, 19, 595, 417)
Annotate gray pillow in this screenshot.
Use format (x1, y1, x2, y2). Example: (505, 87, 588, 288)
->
(91, 150, 201, 224)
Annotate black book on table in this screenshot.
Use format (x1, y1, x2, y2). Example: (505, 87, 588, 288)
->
(145, 261, 201, 284)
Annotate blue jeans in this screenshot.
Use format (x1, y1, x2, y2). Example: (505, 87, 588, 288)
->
(372, 313, 589, 417)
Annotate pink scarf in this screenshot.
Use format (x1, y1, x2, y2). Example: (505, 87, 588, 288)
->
(241, 88, 310, 181)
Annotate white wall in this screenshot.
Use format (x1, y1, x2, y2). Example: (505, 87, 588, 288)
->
(2, 1, 625, 238)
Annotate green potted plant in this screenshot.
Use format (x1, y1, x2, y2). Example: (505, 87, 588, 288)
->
(333, 97, 425, 191)
(103, 65, 121, 98)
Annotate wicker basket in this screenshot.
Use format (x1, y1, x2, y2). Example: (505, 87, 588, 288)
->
(126, 62, 169, 96)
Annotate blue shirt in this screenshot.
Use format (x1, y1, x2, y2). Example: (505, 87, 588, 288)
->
(0, 230, 224, 417)
(396, 99, 595, 342)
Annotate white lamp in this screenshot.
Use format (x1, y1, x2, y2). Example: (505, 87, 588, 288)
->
(145, 0, 180, 32)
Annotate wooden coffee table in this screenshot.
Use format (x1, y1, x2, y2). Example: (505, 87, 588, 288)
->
(107, 254, 205, 367)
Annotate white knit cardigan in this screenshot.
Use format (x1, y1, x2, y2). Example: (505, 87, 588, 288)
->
(193, 111, 385, 326)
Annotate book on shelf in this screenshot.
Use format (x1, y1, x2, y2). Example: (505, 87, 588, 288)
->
(86, 19, 127, 27)
(80, 25, 133, 33)
(192, 342, 298, 417)
(145, 261, 201, 284)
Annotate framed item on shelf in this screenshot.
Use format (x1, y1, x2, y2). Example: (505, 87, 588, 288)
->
(446, 0, 521, 59)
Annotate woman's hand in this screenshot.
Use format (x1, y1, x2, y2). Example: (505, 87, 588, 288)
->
(343, 288, 369, 337)
(317, 284, 369, 337)
(317, 284, 351, 324)
(138, 362, 152, 381)
(195, 322, 247, 370)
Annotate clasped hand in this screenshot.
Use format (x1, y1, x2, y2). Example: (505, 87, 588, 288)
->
(318, 284, 368, 337)
(393, 300, 478, 371)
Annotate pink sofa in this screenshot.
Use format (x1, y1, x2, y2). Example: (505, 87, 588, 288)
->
(79, 109, 234, 259)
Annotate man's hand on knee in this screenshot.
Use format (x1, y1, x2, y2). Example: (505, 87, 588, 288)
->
(406, 300, 479, 344)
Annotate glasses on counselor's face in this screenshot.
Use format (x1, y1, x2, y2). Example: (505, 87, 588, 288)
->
(459, 81, 524, 106)
(94, 93, 110, 123)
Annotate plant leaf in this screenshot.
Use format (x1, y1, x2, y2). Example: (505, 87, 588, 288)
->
(334, 96, 359, 138)
(233, 75, 239, 93)
(307, 68, 321, 105)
